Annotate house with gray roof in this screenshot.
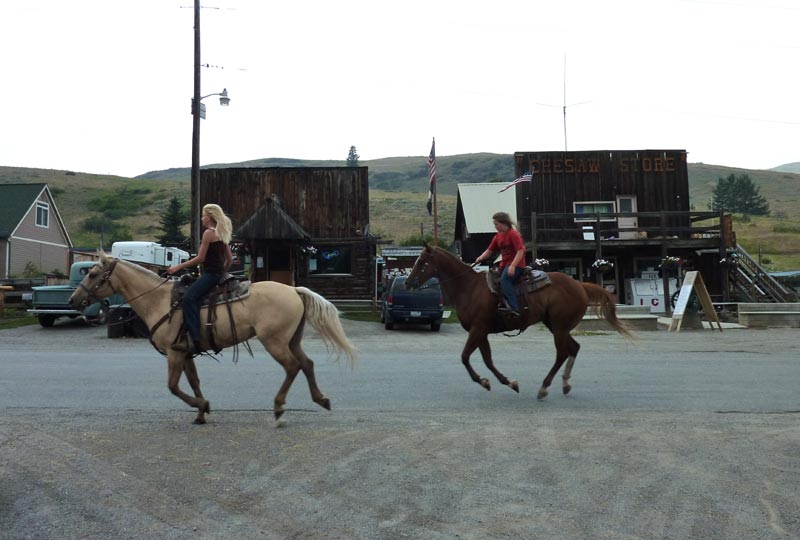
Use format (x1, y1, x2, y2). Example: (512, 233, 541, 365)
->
(0, 184, 72, 278)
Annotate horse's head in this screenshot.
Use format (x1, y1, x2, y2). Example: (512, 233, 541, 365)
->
(68, 251, 118, 309)
(405, 241, 438, 290)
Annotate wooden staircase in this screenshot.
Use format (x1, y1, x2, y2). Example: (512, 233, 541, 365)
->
(730, 244, 797, 303)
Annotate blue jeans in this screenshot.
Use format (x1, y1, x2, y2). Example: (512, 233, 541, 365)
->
(500, 267, 523, 311)
(182, 272, 222, 343)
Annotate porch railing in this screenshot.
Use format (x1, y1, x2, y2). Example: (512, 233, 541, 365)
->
(528, 210, 726, 244)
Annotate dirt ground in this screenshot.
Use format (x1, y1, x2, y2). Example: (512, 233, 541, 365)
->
(1, 320, 799, 539)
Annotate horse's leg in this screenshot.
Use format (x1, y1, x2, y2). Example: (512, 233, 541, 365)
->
(461, 330, 492, 390)
(561, 335, 581, 395)
(292, 345, 331, 412)
(182, 356, 210, 424)
(476, 338, 520, 393)
(259, 337, 302, 427)
(166, 352, 210, 424)
(537, 330, 571, 400)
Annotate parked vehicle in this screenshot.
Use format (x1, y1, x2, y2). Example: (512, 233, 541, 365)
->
(28, 242, 188, 329)
(27, 261, 125, 327)
(381, 274, 444, 331)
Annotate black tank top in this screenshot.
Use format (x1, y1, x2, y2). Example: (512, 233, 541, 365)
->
(202, 241, 227, 274)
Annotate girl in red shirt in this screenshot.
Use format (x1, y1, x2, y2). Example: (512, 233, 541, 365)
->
(474, 212, 526, 316)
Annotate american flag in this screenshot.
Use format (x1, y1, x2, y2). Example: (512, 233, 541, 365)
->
(426, 138, 436, 215)
(498, 172, 532, 193)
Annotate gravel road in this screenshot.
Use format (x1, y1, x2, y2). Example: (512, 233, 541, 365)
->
(1, 319, 798, 539)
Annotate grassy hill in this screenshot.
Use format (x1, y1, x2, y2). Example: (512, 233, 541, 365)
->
(3, 155, 799, 271)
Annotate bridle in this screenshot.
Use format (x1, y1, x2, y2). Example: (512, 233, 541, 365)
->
(77, 258, 171, 305)
(408, 252, 478, 290)
(77, 259, 119, 304)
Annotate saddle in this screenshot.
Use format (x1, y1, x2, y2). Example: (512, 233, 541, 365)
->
(170, 273, 251, 355)
(171, 273, 251, 308)
(486, 266, 551, 328)
(486, 266, 551, 298)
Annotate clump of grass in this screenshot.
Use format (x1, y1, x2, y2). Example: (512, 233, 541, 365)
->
(0, 309, 37, 329)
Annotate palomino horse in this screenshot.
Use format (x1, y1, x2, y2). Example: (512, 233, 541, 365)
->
(69, 252, 356, 425)
(405, 243, 633, 399)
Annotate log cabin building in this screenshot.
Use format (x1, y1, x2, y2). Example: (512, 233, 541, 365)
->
(196, 167, 378, 302)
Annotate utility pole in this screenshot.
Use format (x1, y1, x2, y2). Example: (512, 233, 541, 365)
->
(191, 0, 201, 252)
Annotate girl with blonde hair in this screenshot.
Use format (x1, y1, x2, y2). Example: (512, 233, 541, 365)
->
(167, 203, 234, 353)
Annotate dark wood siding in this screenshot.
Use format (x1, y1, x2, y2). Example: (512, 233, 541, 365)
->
(198, 167, 375, 301)
(200, 167, 370, 238)
(514, 150, 689, 239)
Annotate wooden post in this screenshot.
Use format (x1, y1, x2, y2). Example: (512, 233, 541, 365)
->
(0, 285, 13, 317)
(660, 211, 672, 316)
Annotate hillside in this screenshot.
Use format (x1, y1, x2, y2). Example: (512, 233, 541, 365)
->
(2, 156, 799, 270)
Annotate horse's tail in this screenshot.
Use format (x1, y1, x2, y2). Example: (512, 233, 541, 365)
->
(581, 282, 636, 341)
(295, 287, 357, 367)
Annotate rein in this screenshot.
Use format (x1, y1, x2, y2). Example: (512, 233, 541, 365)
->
(414, 261, 479, 290)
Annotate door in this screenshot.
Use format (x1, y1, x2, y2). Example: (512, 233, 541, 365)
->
(616, 196, 638, 239)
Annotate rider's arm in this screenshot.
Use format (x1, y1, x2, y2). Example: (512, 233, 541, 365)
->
(508, 248, 525, 272)
(224, 244, 234, 271)
(167, 230, 212, 274)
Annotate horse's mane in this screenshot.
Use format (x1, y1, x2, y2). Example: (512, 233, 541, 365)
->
(99, 251, 162, 281)
(432, 246, 471, 269)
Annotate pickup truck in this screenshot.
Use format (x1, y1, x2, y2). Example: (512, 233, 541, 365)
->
(27, 242, 189, 329)
(27, 261, 125, 327)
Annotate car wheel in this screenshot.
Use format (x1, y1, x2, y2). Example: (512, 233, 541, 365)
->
(38, 315, 56, 328)
(431, 322, 441, 332)
(384, 321, 394, 330)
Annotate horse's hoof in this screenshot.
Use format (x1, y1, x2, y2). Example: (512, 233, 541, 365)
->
(202, 400, 211, 414)
(537, 387, 549, 400)
(274, 417, 287, 429)
(274, 408, 285, 421)
(480, 378, 491, 391)
(319, 397, 331, 411)
(508, 380, 520, 393)
(563, 384, 572, 395)
(193, 417, 207, 425)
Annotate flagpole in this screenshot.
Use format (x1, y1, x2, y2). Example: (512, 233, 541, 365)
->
(433, 184, 438, 246)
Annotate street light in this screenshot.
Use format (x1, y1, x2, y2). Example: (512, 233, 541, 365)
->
(190, 1, 230, 251)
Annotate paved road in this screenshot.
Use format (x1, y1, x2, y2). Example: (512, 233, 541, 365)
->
(1, 319, 798, 539)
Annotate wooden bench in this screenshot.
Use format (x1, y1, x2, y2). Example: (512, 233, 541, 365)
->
(737, 303, 800, 328)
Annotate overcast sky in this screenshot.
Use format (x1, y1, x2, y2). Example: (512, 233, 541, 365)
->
(1, 0, 797, 178)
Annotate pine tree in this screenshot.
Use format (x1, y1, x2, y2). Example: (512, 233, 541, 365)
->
(158, 197, 189, 247)
(346, 146, 360, 167)
(711, 173, 769, 215)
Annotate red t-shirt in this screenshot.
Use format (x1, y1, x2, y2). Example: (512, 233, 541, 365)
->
(487, 228, 525, 268)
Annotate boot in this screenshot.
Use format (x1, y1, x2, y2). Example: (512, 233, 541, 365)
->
(172, 336, 201, 354)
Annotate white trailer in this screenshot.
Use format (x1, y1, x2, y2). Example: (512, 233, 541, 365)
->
(111, 242, 190, 269)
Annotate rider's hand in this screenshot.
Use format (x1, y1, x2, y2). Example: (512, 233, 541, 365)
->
(167, 265, 179, 275)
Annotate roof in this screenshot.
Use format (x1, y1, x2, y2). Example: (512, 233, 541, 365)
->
(0, 183, 49, 237)
(456, 183, 518, 234)
(234, 196, 310, 241)
(380, 246, 424, 258)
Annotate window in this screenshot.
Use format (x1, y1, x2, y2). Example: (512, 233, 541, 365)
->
(309, 246, 352, 275)
(574, 201, 615, 222)
(35, 202, 49, 227)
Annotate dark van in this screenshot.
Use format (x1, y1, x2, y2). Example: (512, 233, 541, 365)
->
(381, 274, 444, 331)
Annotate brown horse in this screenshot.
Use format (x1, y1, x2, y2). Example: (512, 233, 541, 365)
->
(69, 252, 356, 425)
(405, 243, 633, 399)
